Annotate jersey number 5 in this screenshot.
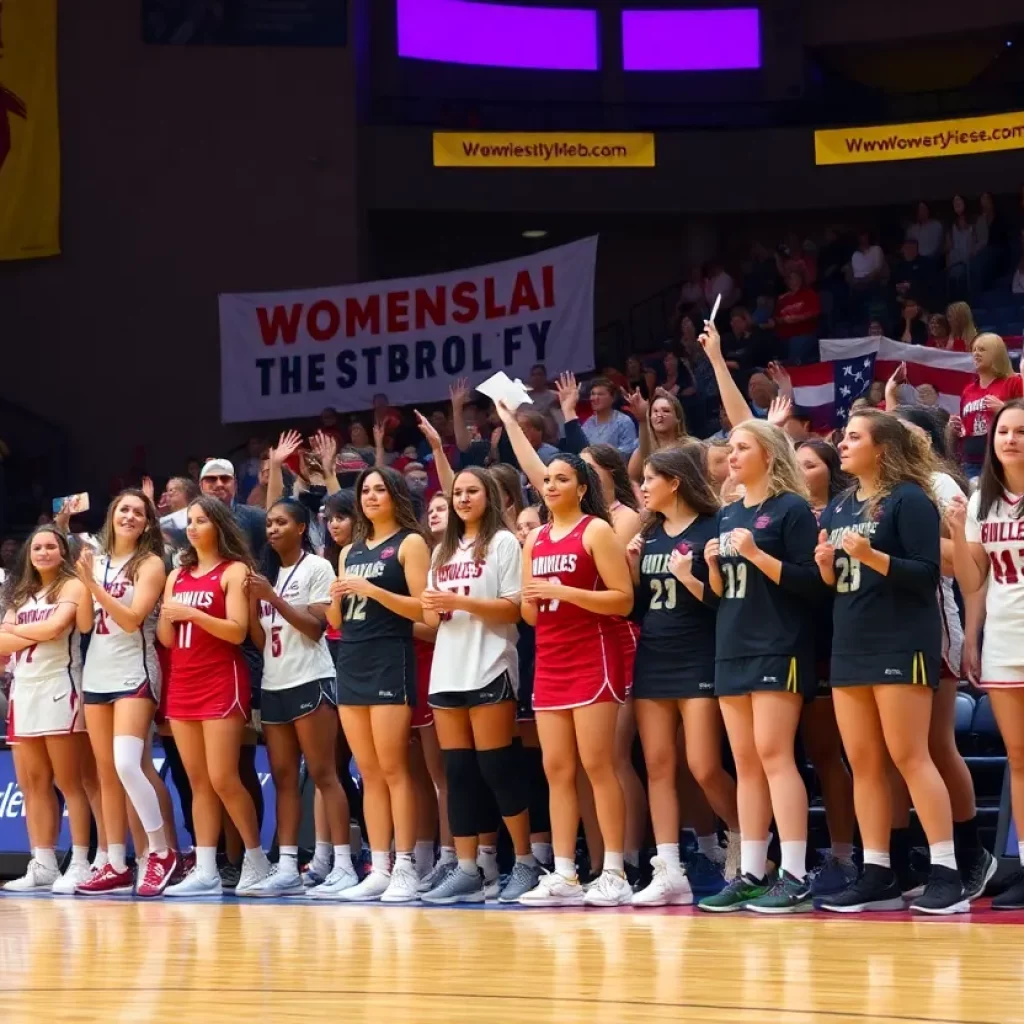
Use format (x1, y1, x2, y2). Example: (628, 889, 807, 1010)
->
(270, 625, 283, 657)
(835, 555, 862, 594)
(722, 563, 747, 599)
(343, 595, 368, 622)
(95, 609, 111, 635)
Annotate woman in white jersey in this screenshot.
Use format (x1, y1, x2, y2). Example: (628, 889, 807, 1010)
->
(949, 398, 1024, 909)
(0, 526, 94, 893)
(889, 406, 995, 901)
(75, 490, 180, 898)
(419, 467, 541, 904)
(244, 498, 356, 898)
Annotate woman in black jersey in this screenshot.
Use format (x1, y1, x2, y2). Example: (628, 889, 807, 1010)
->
(326, 467, 431, 904)
(816, 409, 967, 915)
(629, 445, 739, 907)
(696, 417, 822, 915)
(793, 439, 858, 897)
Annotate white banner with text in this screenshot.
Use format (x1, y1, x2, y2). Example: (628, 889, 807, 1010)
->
(218, 236, 598, 423)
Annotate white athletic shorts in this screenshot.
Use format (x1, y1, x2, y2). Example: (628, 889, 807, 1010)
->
(9, 675, 85, 738)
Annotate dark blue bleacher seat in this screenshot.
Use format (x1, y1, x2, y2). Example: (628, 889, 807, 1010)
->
(955, 692, 976, 737)
(972, 694, 1003, 755)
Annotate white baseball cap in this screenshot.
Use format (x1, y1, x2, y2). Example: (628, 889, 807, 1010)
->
(200, 458, 235, 479)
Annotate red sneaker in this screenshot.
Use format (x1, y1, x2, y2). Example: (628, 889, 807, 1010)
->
(136, 849, 179, 898)
(75, 863, 134, 896)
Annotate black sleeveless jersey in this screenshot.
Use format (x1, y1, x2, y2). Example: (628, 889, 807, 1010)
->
(340, 529, 415, 643)
(714, 492, 822, 662)
(819, 482, 941, 658)
(635, 517, 718, 665)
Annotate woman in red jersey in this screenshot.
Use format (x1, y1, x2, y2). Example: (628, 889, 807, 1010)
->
(958, 333, 1023, 479)
(497, 402, 634, 908)
(158, 497, 269, 898)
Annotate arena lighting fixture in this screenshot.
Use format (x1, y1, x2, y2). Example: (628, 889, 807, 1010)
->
(396, 0, 600, 71)
(522, 229, 549, 239)
(621, 8, 761, 71)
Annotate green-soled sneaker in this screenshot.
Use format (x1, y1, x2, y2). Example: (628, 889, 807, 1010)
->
(697, 873, 770, 913)
(746, 870, 813, 914)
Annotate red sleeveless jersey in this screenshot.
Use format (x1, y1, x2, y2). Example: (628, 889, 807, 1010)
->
(530, 516, 624, 710)
(165, 562, 250, 721)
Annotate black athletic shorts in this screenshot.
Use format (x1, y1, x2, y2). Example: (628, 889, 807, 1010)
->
(632, 647, 715, 701)
(83, 680, 157, 705)
(715, 654, 815, 700)
(429, 671, 516, 710)
(830, 650, 940, 691)
(261, 677, 337, 726)
(241, 641, 263, 712)
(335, 638, 416, 707)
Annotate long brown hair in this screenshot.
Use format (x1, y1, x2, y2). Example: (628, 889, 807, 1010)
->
(177, 497, 256, 571)
(845, 409, 936, 517)
(978, 398, 1024, 520)
(487, 463, 525, 527)
(583, 443, 639, 511)
(100, 488, 165, 582)
(434, 468, 510, 570)
(7, 526, 78, 610)
(352, 466, 427, 544)
(641, 444, 720, 536)
(647, 390, 688, 446)
(545, 453, 611, 524)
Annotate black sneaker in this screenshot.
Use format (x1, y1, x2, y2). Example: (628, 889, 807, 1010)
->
(896, 863, 927, 900)
(961, 847, 998, 902)
(910, 865, 969, 915)
(992, 872, 1024, 911)
(817, 865, 905, 914)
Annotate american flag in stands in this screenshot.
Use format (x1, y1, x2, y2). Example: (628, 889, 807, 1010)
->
(787, 336, 982, 431)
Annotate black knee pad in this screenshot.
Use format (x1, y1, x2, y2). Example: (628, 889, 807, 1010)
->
(477, 745, 529, 821)
(442, 747, 488, 839)
(519, 743, 551, 833)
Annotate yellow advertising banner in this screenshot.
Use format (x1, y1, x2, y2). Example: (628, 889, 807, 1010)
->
(815, 110, 1024, 166)
(0, 0, 60, 260)
(433, 132, 656, 169)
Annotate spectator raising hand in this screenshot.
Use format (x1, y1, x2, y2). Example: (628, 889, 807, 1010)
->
(414, 410, 455, 492)
(767, 396, 792, 428)
(766, 362, 793, 400)
(266, 429, 303, 507)
(373, 423, 387, 466)
(555, 371, 580, 422)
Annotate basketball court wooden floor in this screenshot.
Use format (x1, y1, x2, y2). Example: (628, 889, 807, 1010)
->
(2, 896, 1024, 1024)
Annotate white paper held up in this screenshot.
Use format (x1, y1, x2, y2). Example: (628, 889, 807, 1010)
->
(475, 372, 534, 412)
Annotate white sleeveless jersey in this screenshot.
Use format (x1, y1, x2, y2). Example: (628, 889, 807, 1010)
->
(81, 554, 162, 696)
(966, 488, 1024, 676)
(258, 553, 336, 691)
(10, 589, 82, 688)
(428, 531, 521, 695)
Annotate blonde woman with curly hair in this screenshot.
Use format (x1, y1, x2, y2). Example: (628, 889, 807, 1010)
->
(694, 396, 824, 914)
(958, 332, 1022, 479)
(815, 409, 967, 916)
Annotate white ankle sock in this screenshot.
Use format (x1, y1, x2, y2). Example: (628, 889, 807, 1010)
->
(603, 851, 625, 874)
(780, 840, 807, 881)
(35, 847, 58, 871)
(72, 845, 90, 867)
(333, 844, 351, 867)
(656, 843, 681, 869)
(930, 840, 957, 872)
(740, 839, 768, 880)
(554, 856, 576, 880)
(196, 846, 218, 879)
(864, 849, 891, 869)
(108, 843, 128, 873)
(371, 850, 391, 874)
(414, 840, 435, 875)
(279, 846, 298, 869)
(313, 841, 332, 867)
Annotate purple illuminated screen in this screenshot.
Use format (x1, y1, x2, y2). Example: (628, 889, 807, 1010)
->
(622, 8, 761, 71)
(396, 0, 599, 71)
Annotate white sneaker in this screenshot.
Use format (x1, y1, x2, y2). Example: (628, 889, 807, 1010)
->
(631, 858, 694, 907)
(518, 870, 584, 907)
(724, 832, 741, 882)
(335, 868, 391, 902)
(165, 870, 223, 898)
(246, 863, 303, 898)
(583, 869, 633, 907)
(309, 863, 360, 900)
(380, 860, 420, 903)
(52, 861, 94, 896)
(235, 855, 273, 897)
(4, 858, 60, 893)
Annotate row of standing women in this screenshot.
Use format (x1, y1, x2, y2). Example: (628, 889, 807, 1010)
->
(3, 325, 1024, 912)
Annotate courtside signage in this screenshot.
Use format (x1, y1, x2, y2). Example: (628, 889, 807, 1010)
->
(815, 110, 1024, 166)
(218, 237, 598, 423)
(433, 133, 656, 169)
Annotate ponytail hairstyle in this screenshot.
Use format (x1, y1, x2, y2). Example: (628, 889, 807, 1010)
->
(641, 445, 719, 537)
(583, 444, 639, 512)
(844, 409, 937, 517)
(260, 498, 315, 581)
(978, 398, 1024, 520)
(434, 468, 509, 570)
(7, 525, 78, 610)
(545, 453, 611, 524)
(99, 488, 165, 582)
